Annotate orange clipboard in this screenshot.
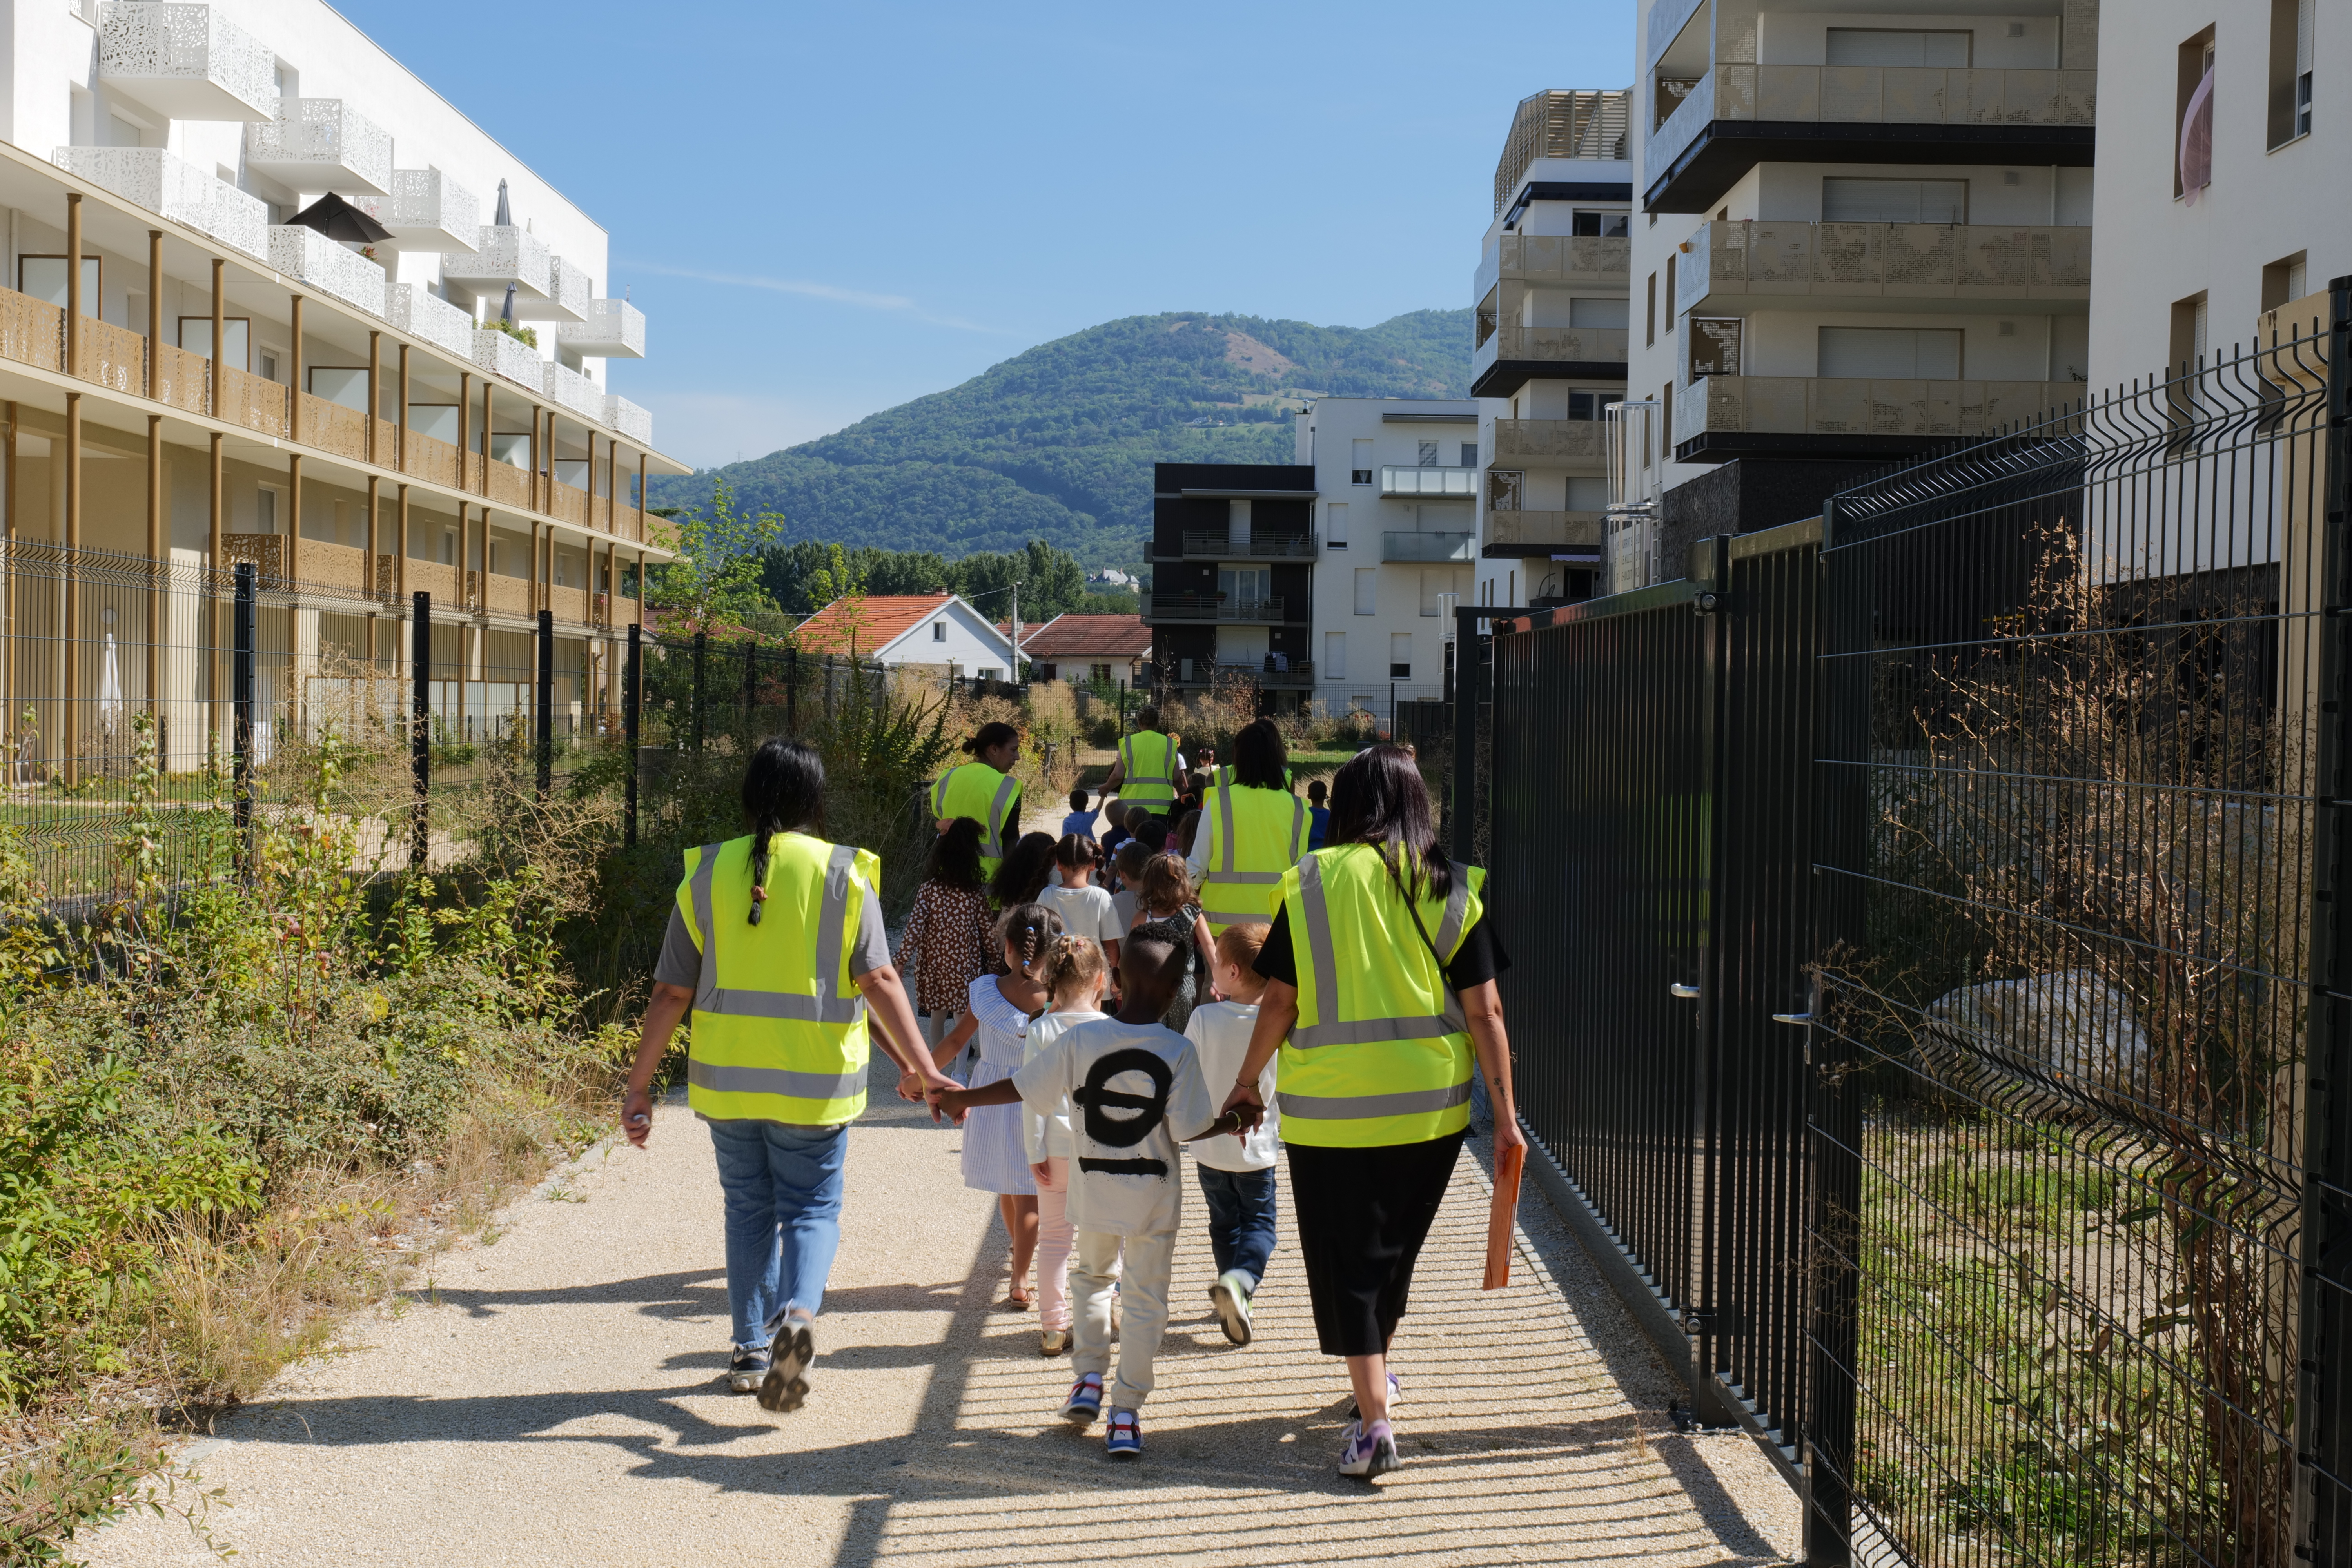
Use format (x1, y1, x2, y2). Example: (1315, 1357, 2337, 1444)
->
(1483, 1142, 1524, 1290)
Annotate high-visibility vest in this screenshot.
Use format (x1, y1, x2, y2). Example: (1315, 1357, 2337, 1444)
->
(1207, 763, 1293, 791)
(674, 832, 880, 1126)
(1117, 730, 1179, 808)
(1197, 783, 1309, 936)
(929, 762, 1022, 882)
(1273, 843, 1485, 1149)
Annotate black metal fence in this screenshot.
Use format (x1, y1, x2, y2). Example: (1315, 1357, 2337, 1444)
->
(1480, 284, 2352, 1566)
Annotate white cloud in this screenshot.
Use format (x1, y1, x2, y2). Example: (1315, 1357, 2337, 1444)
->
(617, 260, 1013, 335)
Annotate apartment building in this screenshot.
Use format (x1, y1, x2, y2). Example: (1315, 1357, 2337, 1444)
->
(5, 0, 682, 774)
(1144, 461, 1316, 713)
(1629, 0, 2098, 577)
(1298, 398, 1477, 722)
(1470, 89, 1633, 610)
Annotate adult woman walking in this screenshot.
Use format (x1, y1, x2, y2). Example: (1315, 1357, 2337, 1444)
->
(1218, 745, 1524, 1481)
(621, 737, 955, 1414)
(931, 720, 1024, 885)
(1186, 717, 1310, 938)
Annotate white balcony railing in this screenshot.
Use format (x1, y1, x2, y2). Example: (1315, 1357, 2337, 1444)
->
(517, 255, 589, 323)
(1382, 531, 1475, 563)
(1474, 325, 1632, 372)
(1676, 220, 2093, 317)
(473, 327, 543, 387)
(97, 2, 276, 122)
(1379, 466, 1478, 499)
(52, 145, 266, 258)
(355, 167, 480, 255)
(245, 97, 394, 196)
(1475, 232, 1632, 303)
(441, 225, 552, 303)
(1675, 375, 2083, 447)
(387, 283, 475, 359)
(1485, 510, 1604, 553)
(268, 226, 386, 317)
(1491, 418, 1608, 465)
(604, 394, 652, 446)
(559, 298, 645, 359)
(543, 359, 603, 423)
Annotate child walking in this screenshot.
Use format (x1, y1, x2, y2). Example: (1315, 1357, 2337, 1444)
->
(1184, 922, 1281, 1347)
(926, 904, 1062, 1309)
(1022, 934, 1112, 1356)
(894, 818, 995, 1056)
(1038, 835, 1124, 977)
(1060, 788, 1098, 840)
(1132, 854, 1216, 1033)
(938, 933, 1248, 1459)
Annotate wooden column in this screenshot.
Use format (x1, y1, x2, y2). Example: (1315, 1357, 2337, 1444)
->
(286, 454, 301, 583)
(636, 451, 646, 539)
(458, 371, 472, 489)
(65, 194, 81, 378)
(529, 519, 540, 614)
(209, 259, 224, 417)
(63, 393, 80, 785)
(480, 382, 494, 495)
(289, 294, 305, 444)
(4, 403, 15, 749)
(147, 414, 162, 716)
(395, 483, 408, 600)
(397, 343, 409, 470)
(529, 407, 541, 512)
(146, 230, 162, 400)
(208, 430, 222, 753)
(365, 474, 381, 663)
(367, 330, 381, 464)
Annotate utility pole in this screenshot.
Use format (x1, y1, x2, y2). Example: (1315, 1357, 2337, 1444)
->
(1009, 581, 1020, 684)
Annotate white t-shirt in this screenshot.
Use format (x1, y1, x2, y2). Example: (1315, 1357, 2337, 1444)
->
(1038, 883, 1123, 952)
(1184, 1001, 1278, 1171)
(1011, 1016, 1214, 1238)
(1021, 1007, 1107, 1163)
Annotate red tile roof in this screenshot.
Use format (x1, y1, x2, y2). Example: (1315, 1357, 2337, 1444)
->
(1017, 614, 1151, 659)
(793, 594, 956, 656)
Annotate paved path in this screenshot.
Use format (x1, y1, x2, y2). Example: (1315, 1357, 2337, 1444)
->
(78, 1062, 1799, 1567)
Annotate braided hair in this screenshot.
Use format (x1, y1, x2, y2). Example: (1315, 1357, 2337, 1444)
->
(740, 737, 826, 926)
(992, 902, 1065, 978)
(1036, 933, 1107, 1010)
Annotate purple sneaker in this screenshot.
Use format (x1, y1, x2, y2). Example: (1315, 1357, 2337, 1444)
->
(1338, 1417, 1399, 1479)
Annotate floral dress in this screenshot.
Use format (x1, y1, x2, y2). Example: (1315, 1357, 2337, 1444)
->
(895, 878, 993, 1016)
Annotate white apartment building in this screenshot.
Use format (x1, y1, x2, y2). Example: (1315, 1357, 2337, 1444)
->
(2, 0, 683, 773)
(1298, 398, 1477, 722)
(1470, 89, 1633, 610)
(1629, 0, 2098, 570)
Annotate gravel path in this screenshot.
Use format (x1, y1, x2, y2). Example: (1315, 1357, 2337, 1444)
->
(76, 1060, 1800, 1566)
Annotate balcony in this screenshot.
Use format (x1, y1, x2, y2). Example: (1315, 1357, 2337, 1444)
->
(1485, 510, 1604, 557)
(1167, 660, 1314, 690)
(1676, 220, 2091, 317)
(543, 359, 603, 423)
(474, 327, 543, 388)
(1470, 325, 1631, 399)
(1475, 232, 1631, 305)
(559, 299, 645, 359)
(1378, 466, 1478, 500)
(1673, 374, 2082, 461)
(386, 282, 474, 359)
(269, 225, 385, 316)
(245, 98, 394, 196)
(604, 394, 652, 445)
(52, 146, 265, 258)
(97, 2, 276, 122)
(1492, 418, 1607, 465)
(355, 168, 480, 255)
(1142, 593, 1292, 625)
(1646, 64, 2096, 213)
(441, 225, 553, 305)
(1492, 89, 1632, 213)
(1382, 531, 1475, 563)
(508, 255, 589, 324)
(1174, 530, 1318, 559)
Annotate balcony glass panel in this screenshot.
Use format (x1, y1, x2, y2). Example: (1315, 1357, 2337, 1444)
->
(1382, 531, 1475, 563)
(1378, 466, 1479, 499)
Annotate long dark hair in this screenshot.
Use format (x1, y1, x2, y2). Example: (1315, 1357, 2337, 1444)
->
(1233, 717, 1288, 789)
(927, 817, 985, 892)
(1327, 744, 1452, 903)
(990, 831, 1057, 908)
(962, 720, 1019, 759)
(742, 737, 826, 926)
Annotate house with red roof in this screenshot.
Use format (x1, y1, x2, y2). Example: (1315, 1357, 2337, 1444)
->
(793, 593, 1018, 679)
(1014, 613, 1152, 686)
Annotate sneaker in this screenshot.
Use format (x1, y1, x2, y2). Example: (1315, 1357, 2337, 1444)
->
(1040, 1328, 1072, 1357)
(1060, 1372, 1103, 1424)
(1105, 1407, 1143, 1459)
(1338, 1418, 1399, 1480)
(758, 1316, 816, 1413)
(726, 1346, 771, 1394)
(1346, 1370, 1402, 1420)
(1209, 1270, 1254, 1347)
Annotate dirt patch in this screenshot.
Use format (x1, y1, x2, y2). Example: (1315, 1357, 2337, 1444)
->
(1221, 330, 1299, 379)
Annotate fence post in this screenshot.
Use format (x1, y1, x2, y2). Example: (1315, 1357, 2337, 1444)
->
(410, 591, 430, 869)
(690, 630, 707, 753)
(787, 645, 798, 733)
(1451, 606, 1483, 864)
(534, 606, 553, 799)
(231, 561, 254, 867)
(1802, 965, 1857, 1566)
(623, 621, 641, 849)
(824, 655, 835, 719)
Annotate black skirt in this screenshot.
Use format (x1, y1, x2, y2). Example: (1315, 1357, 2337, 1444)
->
(1284, 1132, 1465, 1358)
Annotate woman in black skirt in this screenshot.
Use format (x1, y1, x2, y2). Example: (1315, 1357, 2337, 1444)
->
(1217, 745, 1523, 1481)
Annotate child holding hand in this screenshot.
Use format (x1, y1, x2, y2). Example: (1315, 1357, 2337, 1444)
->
(1023, 934, 1112, 1357)
(936, 933, 1250, 1460)
(1183, 922, 1281, 1347)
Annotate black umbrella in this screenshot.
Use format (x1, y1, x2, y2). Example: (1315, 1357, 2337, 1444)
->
(285, 191, 393, 245)
(499, 283, 517, 327)
(494, 178, 511, 227)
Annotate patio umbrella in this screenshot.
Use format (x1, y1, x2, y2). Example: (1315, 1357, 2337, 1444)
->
(499, 283, 518, 327)
(494, 178, 511, 227)
(98, 632, 125, 724)
(285, 191, 394, 245)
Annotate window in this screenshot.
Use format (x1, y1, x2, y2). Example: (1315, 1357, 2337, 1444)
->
(20, 256, 99, 312)
(439, 528, 455, 565)
(1825, 28, 1971, 66)
(1568, 477, 1611, 511)
(1459, 442, 1479, 468)
(1354, 568, 1377, 616)
(1351, 438, 1373, 485)
(1571, 210, 1631, 237)
(932, 620, 947, 642)
(1569, 391, 1601, 421)
(1389, 633, 1413, 679)
(1325, 631, 1347, 680)
(256, 487, 277, 534)
(1646, 272, 1658, 346)
(1089, 663, 1112, 683)
(1570, 297, 1629, 329)
(2179, 29, 2217, 200)
(1821, 178, 1968, 223)
(1664, 256, 1676, 330)
(1818, 327, 1963, 379)
(1219, 566, 1270, 608)
(2262, 251, 2312, 311)
(2170, 292, 2210, 374)
(1327, 501, 1349, 548)
(2270, 0, 2316, 145)
(1419, 570, 1455, 618)
(1418, 440, 1441, 467)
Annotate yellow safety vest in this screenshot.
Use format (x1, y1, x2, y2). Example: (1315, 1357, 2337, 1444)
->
(1207, 763, 1293, 791)
(674, 832, 880, 1125)
(1198, 784, 1309, 936)
(1117, 730, 1179, 808)
(1274, 843, 1485, 1148)
(929, 762, 1022, 882)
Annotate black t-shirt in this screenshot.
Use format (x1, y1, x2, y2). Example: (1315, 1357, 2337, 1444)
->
(1252, 898, 1510, 992)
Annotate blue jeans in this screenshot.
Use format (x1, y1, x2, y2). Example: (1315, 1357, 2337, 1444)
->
(1195, 1164, 1278, 1295)
(707, 1119, 848, 1348)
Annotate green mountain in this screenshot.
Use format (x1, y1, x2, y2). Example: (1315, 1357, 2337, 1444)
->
(646, 309, 1473, 571)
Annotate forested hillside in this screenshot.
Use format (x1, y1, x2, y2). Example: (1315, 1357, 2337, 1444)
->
(646, 309, 1472, 570)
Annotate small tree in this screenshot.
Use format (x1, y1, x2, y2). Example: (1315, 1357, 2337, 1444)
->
(645, 478, 783, 631)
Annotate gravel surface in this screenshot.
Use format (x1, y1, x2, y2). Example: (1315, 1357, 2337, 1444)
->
(76, 1062, 1799, 1566)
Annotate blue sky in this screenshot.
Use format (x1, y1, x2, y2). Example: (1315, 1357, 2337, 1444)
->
(336, 0, 1633, 469)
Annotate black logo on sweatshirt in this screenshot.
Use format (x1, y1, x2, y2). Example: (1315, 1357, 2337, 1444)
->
(1073, 1048, 1172, 1179)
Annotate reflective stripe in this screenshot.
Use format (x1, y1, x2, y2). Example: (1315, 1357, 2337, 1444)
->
(691, 839, 866, 1024)
(1201, 906, 1282, 927)
(1433, 865, 1472, 956)
(1289, 1013, 1456, 1049)
(1207, 870, 1285, 884)
(1218, 787, 1237, 874)
(1290, 849, 1466, 1047)
(1297, 852, 1343, 1027)
(1287, 796, 1308, 863)
(1276, 1082, 1472, 1121)
(687, 1058, 866, 1103)
(1119, 734, 1173, 789)
(984, 774, 1020, 858)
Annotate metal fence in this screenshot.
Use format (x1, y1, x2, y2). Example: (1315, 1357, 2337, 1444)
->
(1476, 283, 2352, 1566)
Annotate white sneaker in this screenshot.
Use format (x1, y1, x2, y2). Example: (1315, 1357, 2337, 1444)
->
(1338, 1417, 1399, 1480)
(1209, 1271, 1254, 1347)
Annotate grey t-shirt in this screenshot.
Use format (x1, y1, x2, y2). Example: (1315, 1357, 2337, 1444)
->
(653, 889, 893, 990)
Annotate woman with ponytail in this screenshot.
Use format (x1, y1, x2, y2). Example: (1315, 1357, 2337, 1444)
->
(918, 900, 1064, 1309)
(621, 737, 955, 1412)
(931, 720, 1025, 886)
